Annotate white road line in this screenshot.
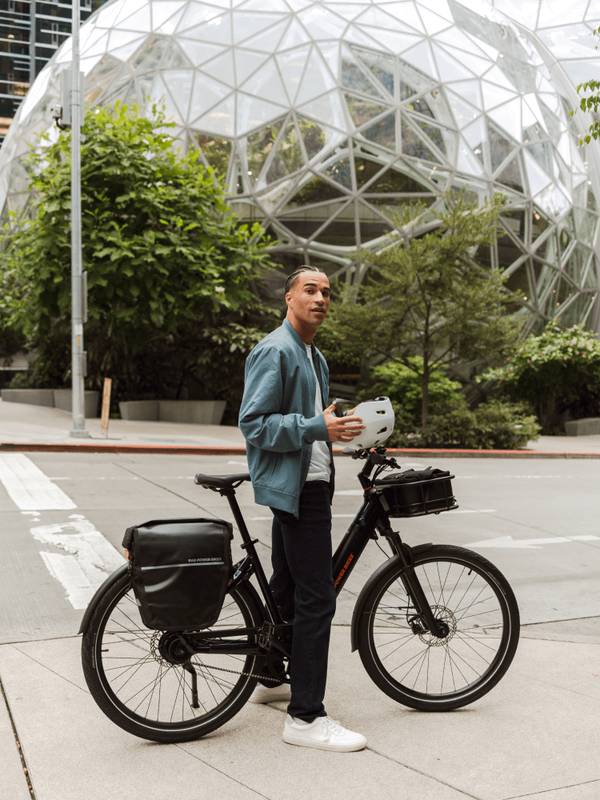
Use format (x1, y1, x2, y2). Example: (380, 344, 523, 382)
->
(31, 515, 124, 609)
(468, 534, 600, 550)
(0, 454, 76, 510)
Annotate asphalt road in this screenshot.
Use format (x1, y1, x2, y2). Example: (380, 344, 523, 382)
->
(1, 451, 599, 645)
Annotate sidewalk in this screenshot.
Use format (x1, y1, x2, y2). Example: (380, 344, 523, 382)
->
(1, 619, 599, 800)
(3, 399, 600, 456)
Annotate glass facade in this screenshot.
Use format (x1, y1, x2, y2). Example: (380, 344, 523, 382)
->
(1, 0, 600, 329)
(0, 1, 106, 144)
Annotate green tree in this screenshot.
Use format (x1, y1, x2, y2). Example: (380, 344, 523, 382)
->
(573, 26, 600, 143)
(321, 194, 518, 426)
(0, 103, 274, 407)
(482, 323, 600, 433)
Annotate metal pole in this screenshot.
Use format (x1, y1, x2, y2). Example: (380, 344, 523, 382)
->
(70, 0, 89, 437)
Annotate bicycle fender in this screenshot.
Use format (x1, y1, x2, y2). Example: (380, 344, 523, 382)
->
(78, 563, 130, 634)
(350, 543, 432, 652)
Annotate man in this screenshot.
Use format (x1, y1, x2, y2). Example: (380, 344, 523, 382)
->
(239, 266, 367, 753)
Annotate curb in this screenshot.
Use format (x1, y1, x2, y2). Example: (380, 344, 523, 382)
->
(2, 441, 600, 458)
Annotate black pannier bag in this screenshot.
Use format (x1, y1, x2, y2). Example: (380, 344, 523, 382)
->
(122, 517, 233, 631)
(374, 467, 458, 517)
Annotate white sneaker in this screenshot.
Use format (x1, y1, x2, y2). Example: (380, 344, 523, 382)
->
(249, 683, 291, 704)
(282, 715, 367, 752)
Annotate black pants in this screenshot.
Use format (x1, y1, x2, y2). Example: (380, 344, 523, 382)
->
(269, 481, 336, 722)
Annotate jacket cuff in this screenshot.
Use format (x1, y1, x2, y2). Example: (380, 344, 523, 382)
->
(304, 413, 329, 443)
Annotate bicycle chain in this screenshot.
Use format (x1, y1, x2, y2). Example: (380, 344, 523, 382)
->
(149, 632, 285, 684)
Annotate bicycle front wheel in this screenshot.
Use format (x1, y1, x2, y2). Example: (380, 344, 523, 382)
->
(356, 544, 519, 711)
(82, 569, 264, 742)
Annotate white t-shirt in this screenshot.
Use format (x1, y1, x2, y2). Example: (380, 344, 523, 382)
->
(305, 345, 331, 482)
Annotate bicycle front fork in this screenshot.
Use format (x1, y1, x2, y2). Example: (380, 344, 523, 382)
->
(386, 533, 450, 639)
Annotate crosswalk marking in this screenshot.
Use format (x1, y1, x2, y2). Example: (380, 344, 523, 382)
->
(0, 454, 76, 510)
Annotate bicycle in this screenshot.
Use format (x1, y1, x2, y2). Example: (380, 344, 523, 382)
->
(80, 448, 520, 743)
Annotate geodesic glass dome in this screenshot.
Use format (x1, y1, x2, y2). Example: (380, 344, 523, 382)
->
(1, 0, 600, 330)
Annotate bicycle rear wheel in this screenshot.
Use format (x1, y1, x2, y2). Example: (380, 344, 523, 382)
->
(356, 544, 519, 711)
(82, 569, 264, 742)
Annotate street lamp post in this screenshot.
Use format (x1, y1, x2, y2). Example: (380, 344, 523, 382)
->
(70, 0, 89, 438)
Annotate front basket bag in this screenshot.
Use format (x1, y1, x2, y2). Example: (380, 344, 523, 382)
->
(122, 517, 233, 631)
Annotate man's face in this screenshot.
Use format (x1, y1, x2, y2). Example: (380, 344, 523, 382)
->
(285, 271, 331, 330)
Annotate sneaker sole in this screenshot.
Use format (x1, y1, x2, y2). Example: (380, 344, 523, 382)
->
(282, 732, 367, 753)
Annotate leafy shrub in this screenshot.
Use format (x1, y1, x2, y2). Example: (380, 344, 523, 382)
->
(389, 400, 540, 450)
(482, 324, 600, 433)
(361, 358, 464, 422)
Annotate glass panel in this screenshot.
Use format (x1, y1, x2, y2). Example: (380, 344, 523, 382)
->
(246, 118, 285, 181)
(358, 201, 392, 242)
(487, 98, 522, 142)
(432, 44, 474, 81)
(188, 72, 231, 124)
(241, 18, 289, 51)
(500, 208, 527, 246)
(404, 94, 435, 118)
(401, 118, 441, 163)
(198, 94, 236, 136)
(313, 201, 357, 246)
(534, 183, 570, 220)
(297, 116, 328, 159)
(278, 17, 309, 50)
(363, 167, 428, 194)
(488, 122, 516, 172)
(290, 176, 348, 206)
(400, 41, 439, 80)
(233, 11, 289, 43)
(341, 52, 383, 98)
(323, 157, 353, 189)
(495, 155, 524, 194)
(353, 158, 385, 188)
(362, 112, 396, 151)
(573, 207, 597, 244)
(177, 40, 225, 66)
(344, 94, 388, 128)
(241, 60, 289, 106)
(354, 49, 395, 97)
(279, 199, 349, 241)
(266, 120, 304, 183)
(564, 243, 592, 286)
(190, 132, 232, 179)
(234, 48, 271, 83)
(275, 46, 311, 106)
(295, 48, 337, 106)
(163, 69, 194, 120)
(237, 94, 286, 136)
(505, 263, 531, 303)
(297, 92, 348, 133)
(200, 50, 236, 86)
(152, 1, 186, 31)
(360, 27, 420, 57)
(523, 124, 554, 176)
(531, 207, 553, 243)
(414, 119, 447, 155)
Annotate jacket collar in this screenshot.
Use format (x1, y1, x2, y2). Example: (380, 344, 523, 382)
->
(283, 318, 312, 353)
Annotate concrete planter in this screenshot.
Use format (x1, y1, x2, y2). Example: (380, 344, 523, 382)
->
(564, 417, 600, 436)
(119, 400, 159, 421)
(119, 399, 226, 424)
(158, 400, 226, 425)
(53, 390, 100, 418)
(1, 389, 55, 407)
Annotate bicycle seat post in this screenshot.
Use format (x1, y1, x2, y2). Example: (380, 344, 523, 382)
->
(222, 488, 280, 623)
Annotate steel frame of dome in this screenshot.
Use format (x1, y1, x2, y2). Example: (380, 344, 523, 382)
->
(1, 0, 600, 330)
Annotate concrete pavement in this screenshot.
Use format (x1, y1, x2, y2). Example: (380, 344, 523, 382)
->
(1, 620, 599, 800)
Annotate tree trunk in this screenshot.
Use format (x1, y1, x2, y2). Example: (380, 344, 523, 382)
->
(421, 356, 430, 427)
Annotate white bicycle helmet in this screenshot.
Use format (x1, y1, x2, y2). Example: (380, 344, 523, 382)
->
(343, 396, 395, 450)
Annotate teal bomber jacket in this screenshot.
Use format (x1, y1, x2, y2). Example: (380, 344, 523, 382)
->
(238, 319, 334, 517)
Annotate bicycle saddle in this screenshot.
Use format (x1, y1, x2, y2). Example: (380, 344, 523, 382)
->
(194, 473, 250, 489)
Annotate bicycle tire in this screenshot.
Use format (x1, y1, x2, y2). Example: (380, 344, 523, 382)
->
(356, 544, 519, 711)
(81, 569, 264, 743)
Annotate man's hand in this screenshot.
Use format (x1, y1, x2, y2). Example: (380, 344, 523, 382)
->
(323, 403, 365, 442)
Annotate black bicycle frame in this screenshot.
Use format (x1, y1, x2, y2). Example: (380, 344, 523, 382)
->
(187, 453, 448, 658)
